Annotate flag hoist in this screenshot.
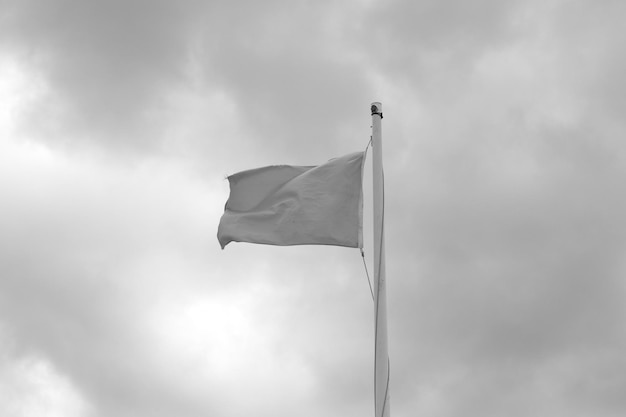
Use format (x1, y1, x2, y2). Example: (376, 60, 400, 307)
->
(217, 102, 390, 417)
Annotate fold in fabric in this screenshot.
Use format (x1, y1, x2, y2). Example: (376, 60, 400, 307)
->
(217, 152, 364, 249)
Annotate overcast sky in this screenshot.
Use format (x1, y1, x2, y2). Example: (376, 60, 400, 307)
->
(1, 1, 626, 416)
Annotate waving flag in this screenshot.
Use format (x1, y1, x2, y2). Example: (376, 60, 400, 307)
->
(217, 152, 364, 249)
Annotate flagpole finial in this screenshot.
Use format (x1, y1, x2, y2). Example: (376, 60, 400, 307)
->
(371, 102, 383, 118)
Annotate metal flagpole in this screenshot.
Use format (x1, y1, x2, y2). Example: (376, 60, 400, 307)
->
(371, 102, 390, 417)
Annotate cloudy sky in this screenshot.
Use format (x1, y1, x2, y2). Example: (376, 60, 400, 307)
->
(1, 0, 625, 416)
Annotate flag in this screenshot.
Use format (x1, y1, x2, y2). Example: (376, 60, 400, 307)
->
(218, 152, 364, 249)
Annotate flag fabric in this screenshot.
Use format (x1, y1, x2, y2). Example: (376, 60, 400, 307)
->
(218, 152, 364, 249)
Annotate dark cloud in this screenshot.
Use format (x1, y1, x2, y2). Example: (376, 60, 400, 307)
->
(197, 0, 373, 163)
(3, 0, 373, 159)
(3, 0, 196, 151)
(362, 0, 525, 96)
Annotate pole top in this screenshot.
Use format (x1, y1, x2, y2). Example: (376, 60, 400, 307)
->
(371, 102, 383, 118)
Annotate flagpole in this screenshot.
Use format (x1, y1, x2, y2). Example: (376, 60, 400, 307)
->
(371, 102, 390, 417)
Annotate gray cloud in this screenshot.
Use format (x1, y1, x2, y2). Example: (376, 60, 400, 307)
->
(1, 0, 625, 416)
(3, 0, 196, 151)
